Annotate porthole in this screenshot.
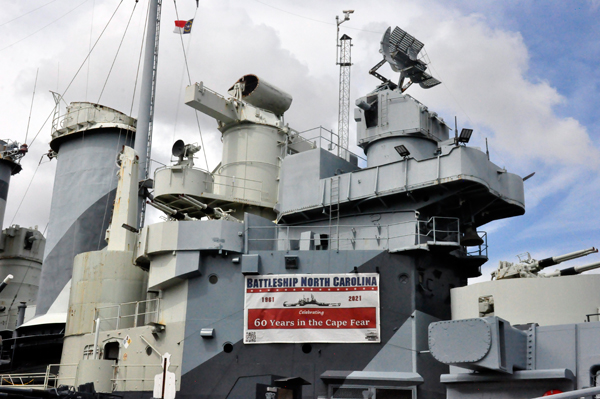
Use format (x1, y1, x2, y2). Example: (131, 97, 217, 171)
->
(301, 343, 312, 354)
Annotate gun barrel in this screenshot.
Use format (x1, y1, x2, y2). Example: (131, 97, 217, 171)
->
(538, 247, 598, 269)
(0, 274, 13, 294)
(559, 260, 600, 276)
(147, 201, 193, 221)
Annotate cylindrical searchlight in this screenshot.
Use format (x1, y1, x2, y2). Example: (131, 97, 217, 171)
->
(227, 74, 292, 116)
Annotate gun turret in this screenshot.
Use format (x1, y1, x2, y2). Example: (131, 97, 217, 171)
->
(493, 247, 598, 280)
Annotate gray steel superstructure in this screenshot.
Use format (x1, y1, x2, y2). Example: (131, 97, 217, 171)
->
(34, 103, 135, 318)
(0, 139, 47, 368)
(53, 28, 528, 396)
(2, 9, 600, 399)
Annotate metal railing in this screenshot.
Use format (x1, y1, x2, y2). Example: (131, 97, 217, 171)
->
(245, 216, 489, 255)
(0, 372, 52, 389)
(111, 363, 178, 392)
(0, 139, 27, 163)
(210, 173, 267, 203)
(296, 126, 366, 163)
(416, 217, 460, 245)
(0, 364, 77, 390)
(466, 231, 488, 258)
(51, 103, 135, 139)
(154, 165, 270, 204)
(94, 298, 160, 332)
(586, 313, 600, 322)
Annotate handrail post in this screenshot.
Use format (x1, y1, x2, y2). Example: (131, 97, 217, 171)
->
(93, 318, 101, 359)
(155, 298, 160, 323)
(116, 304, 121, 330)
(44, 364, 50, 389)
(134, 301, 140, 328)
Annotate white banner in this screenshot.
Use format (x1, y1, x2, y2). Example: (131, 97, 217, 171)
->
(243, 273, 380, 344)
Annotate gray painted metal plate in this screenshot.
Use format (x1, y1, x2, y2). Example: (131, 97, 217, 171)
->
(429, 318, 492, 363)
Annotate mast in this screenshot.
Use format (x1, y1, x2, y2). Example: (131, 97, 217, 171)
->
(336, 10, 353, 161)
(135, 0, 162, 227)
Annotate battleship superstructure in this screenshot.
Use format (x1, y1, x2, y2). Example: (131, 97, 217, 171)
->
(1, 9, 600, 399)
(11, 103, 136, 370)
(0, 140, 47, 370)
(54, 25, 527, 399)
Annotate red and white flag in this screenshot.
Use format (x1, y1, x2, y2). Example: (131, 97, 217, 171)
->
(173, 19, 193, 34)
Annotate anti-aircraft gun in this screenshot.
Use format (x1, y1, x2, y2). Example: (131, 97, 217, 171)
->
(492, 247, 599, 279)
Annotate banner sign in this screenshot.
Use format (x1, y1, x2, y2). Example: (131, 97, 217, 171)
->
(244, 273, 380, 344)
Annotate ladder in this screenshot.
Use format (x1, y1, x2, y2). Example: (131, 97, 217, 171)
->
(329, 176, 341, 251)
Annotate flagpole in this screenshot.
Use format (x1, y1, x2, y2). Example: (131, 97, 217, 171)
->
(135, 0, 162, 227)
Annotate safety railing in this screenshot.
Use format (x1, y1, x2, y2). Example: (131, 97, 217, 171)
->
(0, 139, 27, 163)
(153, 164, 270, 204)
(416, 217, 460, 245)
(94, 298, 160, 332)
(210, 172, 267, 203)
(0, 372, 53, 389)
(111, 363, 178, 392)
(245, 216, 487, 254)
(296, 126, 366, 163)
(20, 362, 180, 392)
(466, 231, 488, 258)
(0, 364, 77, 390)
(51, 103, 135, 139)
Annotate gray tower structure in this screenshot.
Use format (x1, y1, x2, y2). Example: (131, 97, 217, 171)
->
(0, 141, 45, 335)
(34, 103, 135, 317)
(0, 225, 45, 335)
(0, 140, 26, 229)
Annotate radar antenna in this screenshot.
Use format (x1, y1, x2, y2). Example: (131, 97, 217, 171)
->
(370, 26, 441, 92)
(336, 10, 353, 160)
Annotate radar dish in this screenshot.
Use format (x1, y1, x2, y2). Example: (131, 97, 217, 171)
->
(172, 140, 185, 158)
(370, 26, 441, 92)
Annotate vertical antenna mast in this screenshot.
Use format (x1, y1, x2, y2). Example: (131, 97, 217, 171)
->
(135, 0, 162, 227)
(50, 91, 62, 136)
(336, 10, 353, 160)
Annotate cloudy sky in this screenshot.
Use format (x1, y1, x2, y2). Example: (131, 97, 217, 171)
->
(1, 0, 598, 281)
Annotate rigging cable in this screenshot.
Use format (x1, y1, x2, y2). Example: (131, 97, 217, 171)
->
(251, 0, 381, 35)
(99, 0, 149, 250)
(173, 1, 209, 171)
(171, 10, 195, 144)
(129, 1, 151, 117)
(27, 0, 125, 149)
(24, 69, 39, 144)
(173, 1, 193, 84)
(86, 0, 95, 100)
(97, 1, 139, 103)
(0, 0, 60, 28)
(9, 158, 43, 226)
(0, 0, 92, 53)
